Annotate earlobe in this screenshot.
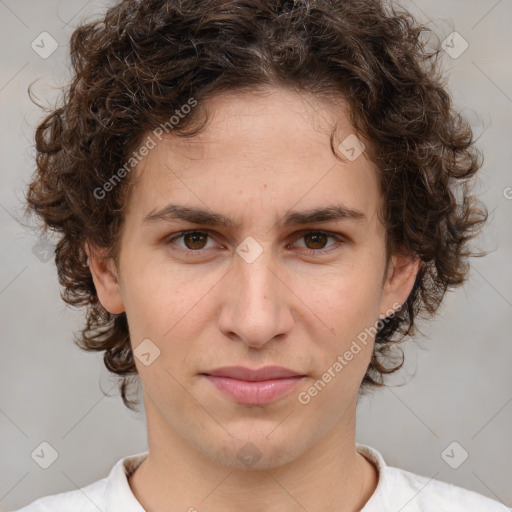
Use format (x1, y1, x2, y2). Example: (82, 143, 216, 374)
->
(85, 241, 125, 314)
(379, 252, 420, 318)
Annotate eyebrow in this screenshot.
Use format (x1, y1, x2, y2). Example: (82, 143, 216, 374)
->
(142, 203, 367, 228)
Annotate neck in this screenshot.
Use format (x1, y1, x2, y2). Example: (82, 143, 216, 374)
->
(129, 398, 378, 512)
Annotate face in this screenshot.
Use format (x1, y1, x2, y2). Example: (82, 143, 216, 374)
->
(89, 86, 418, 470)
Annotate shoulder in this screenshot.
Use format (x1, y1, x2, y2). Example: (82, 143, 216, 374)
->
(356, 443, 509, 512)
(386, 465, 509, 512)
(7, 478, 108, 512)
(7, 451, 148, 512)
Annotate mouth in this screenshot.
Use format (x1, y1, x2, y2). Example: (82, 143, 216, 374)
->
(200, 366, 306, 406)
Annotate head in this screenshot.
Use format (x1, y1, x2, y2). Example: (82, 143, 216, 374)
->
(26, 0, 486, 468)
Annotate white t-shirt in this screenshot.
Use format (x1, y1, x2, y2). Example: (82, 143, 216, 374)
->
(10, 443, 509, 511)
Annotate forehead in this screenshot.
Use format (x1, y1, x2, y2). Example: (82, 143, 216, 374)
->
(156, 88, 351, 160)
(126, 87, 381, 226)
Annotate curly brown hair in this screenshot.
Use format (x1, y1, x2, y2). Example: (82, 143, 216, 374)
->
(25, 0, 487, 411)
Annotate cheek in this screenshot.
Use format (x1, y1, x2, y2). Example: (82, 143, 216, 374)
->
(301, 279, 379, 408)
(295, 261, 383, 331)
(292, 262, 384, 391)
(120, 259, 223, 357)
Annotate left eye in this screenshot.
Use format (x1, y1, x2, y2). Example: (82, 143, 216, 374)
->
(166, 230, 344, 255)
(292, 231, 342, 252)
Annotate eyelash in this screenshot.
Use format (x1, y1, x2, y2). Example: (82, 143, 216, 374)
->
(165, 230, 346, 257)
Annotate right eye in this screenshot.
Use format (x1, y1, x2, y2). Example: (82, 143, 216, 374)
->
(165, 230, 221, 255)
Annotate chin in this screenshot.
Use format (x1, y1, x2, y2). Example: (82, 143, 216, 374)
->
(201, 431, 308, 471)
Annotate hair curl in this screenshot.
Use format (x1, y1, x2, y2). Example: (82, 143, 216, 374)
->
(25, 0, 487, 411)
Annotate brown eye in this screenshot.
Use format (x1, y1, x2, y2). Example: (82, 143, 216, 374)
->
(166, 229, 344, 257)
(166, 230, 215, 253)
(292, 230, 345, 255)
(303, 232, 329, 250)
(182, 231, 209, 250)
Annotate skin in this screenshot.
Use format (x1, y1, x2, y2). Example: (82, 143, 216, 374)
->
(88, 86, 420, 512)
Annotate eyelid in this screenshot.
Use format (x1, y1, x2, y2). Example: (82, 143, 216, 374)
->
(165, 229, 346, 256)
(165, 229, 221, 255)
(288, 229, 346, 254)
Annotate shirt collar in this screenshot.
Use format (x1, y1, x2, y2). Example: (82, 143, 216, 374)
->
(105, 450, 148, 511)
(356, 443, 392, 511)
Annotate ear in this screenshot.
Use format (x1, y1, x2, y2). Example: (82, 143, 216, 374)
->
(85, 241, 125, 314)
(378, 251, 420, 319)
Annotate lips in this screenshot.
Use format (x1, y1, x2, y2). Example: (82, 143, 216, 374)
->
(204, 365, 303, 381)
(201, 366, 305, 406)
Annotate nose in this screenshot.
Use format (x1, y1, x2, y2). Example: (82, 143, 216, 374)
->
(216, 243, 295, 349)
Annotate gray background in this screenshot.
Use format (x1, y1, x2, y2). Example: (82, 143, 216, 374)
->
(1, 0, 511, 510)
